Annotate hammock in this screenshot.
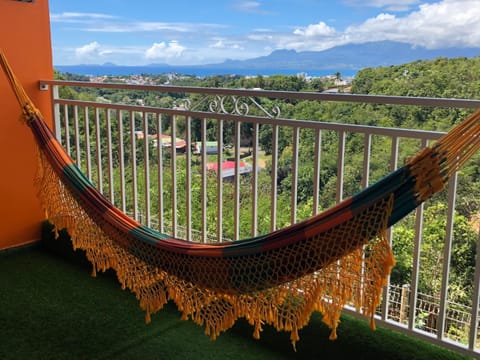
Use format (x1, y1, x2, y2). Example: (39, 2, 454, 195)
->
(2, 49, 480, 347)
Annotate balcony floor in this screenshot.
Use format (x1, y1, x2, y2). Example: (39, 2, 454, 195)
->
(0, 233, 470, 360)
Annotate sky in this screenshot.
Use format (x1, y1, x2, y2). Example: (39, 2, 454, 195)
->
(49, 0, 480, 66)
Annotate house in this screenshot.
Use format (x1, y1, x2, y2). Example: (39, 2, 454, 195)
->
(206, 160, 252, 180)
(155, 134, 187, 153)
(192, 141, 219, 155)
(136, 131, 187, 153)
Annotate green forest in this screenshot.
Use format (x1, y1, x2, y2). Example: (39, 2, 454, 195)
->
(56, 56, 480, 340)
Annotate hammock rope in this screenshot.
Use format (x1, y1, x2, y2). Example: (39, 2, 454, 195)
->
(2, 49, 480, 346)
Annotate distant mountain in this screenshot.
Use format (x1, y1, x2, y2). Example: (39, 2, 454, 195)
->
(55, 41, 480, 77)
(199, 41, 480, 73)
(145, 62, 171, 67)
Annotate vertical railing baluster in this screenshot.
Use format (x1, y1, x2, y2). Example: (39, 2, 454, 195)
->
(313, 128, 322, 216)
(336, 130, 345, 203)
(409, 139, 428, 331)
(171, 115, 177, 238)
(468, 230, 480, 350)
(157, 113, 164, 233)
(289, 126, 300, 225)
(52, 85, 61, 142)
(73, 105, 81, 167)
(291, 127, 299, 225)
(357, 132, 372, 316)
(390, 136, 399, 170)
(185, 116, 192, 241)
(201, 117, 207, 243)
(64, 104, 70, 156)
(381, 136, 399, 321)
(84, 106, 92, 181)
(95, 107, 103, 193)
(143, 111, 150, 227)
(130, 110, 138, 221)
(270, 124, 279, 231)
(106, 109, 114, 203)
(118, 110, 126, 212)
(217, 119, 223, 242)
(362, 133, 371, 189)
(438, 172, 458, 340)
(234, 121, 241, 240)
(251, 122, 259, 236)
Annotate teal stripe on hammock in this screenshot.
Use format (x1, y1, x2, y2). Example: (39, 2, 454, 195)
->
(349, 167, 409, 210)
(129, 225, 171, 245)
(62, 163, 96, 194)
(388, 188, 419, 226)
(347, 165, 418, 226)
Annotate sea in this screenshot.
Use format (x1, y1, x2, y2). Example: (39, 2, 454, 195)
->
(54, 64, 357, 78)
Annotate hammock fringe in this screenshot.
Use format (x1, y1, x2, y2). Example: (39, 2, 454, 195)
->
(37, 146, 396, 344)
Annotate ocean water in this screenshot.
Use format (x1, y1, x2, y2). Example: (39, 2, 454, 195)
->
(54, 64, 356, 78)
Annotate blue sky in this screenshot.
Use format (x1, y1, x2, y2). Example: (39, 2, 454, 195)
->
(49, 0, 480, 66)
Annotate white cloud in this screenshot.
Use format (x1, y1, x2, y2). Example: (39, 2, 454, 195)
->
(343, 0, 421, 12)
(75, 41, 101, 58)
(50, 12, 117, 22)
(85, 22, 192, 33)
(278, 0, 480, 52)
(145, 41, 186, 61)
(209, 38, 245, 51)
(344, 0, 480, 49)
(54, 15, 226, 34)
(210, 40, 226, 49)
(248, 33, 274, 41)
(52, 11, 226, 34)
(293, 22, 336, 37)
(73, 42, 147, 63)
(233, 1, 269, 14)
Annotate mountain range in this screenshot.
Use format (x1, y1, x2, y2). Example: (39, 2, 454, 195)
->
(200, 41, 480, 72)
(56, 41, 480, 77)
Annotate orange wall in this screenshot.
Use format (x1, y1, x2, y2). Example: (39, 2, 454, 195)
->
(0, 0, 53, 249)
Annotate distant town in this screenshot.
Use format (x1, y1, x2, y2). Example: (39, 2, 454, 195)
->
(85, 72, 354, 93)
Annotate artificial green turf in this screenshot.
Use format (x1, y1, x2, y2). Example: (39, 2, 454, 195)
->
(0, 241, 474, 360)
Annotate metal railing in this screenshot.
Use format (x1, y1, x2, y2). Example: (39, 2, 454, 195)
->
(40, 79, 480, 357)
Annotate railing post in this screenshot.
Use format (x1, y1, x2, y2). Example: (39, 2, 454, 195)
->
(468, 229, 480, 350)
(438, 172, 458, 340)
(400, 284, 410, 324)
(52, 84, 61, 142)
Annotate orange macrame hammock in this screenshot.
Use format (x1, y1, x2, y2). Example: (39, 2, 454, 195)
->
(2, 49, 480, 347)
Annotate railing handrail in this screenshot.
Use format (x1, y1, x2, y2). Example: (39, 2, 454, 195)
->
(52, 97, 446, 141)
(40, 79, 480, 109)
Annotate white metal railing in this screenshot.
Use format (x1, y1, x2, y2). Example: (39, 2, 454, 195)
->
(40, 79, 480, 357)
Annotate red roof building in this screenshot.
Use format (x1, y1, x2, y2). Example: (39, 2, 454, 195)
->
(206, 160, 253, 179)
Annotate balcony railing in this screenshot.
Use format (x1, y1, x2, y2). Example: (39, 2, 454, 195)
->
(40, 79, 480, 357)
